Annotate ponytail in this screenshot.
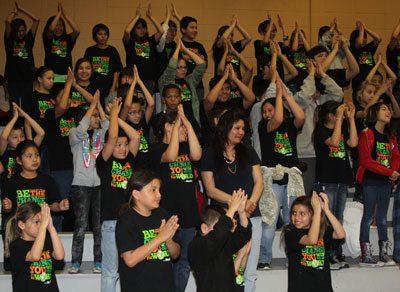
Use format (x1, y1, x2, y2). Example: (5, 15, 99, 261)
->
(5, 202, 41, 257)
(312, 100, 341, 143)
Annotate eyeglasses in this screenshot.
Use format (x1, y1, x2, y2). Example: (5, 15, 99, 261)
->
(177, 66, 187, 70)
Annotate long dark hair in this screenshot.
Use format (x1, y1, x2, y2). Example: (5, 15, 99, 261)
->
(212, 108, 248, 177)
(155, 110, 178, 142)
(120, 169, 161, 214)
(43, 16, 67, 39)
(11, 18, 26, 40)
(131, 18, 149, 43)
(280, 196, 328, 251)
(312, 100, 341, 142)
(365, 102, 394, 137)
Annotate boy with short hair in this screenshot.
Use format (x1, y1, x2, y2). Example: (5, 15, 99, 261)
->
(188, 190, 252, 292)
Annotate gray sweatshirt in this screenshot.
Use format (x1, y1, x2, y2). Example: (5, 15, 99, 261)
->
(69, 116, 109, 187)
(293, 75, 344, 159)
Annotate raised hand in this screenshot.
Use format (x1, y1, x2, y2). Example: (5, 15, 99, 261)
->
(306, 59, 315, 75)
(228, 189, 246, 214)
(345, 102, 356, 119)
(335, 103, 346, 120)
(277, 14, 284, 29)
(311, 192, 322, 214)
(158, 215, 179, 242)
(146, 3, 152, 18)
(318, 192, 330, 212)
(236, 189, 248, 214)
(40, 203, 51, 229)
(136, 3, 141, 17)
(2, 198, 12, 212)
(110, 98, 122, 116)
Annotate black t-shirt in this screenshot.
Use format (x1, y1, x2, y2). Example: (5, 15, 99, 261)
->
(386, 45, 400, 93)
(252, 75, 270, 99)
(188, 215, 252, 292)
(127, 118, 149, 169)
(212, 41, 244, 78)
(4, 30, 35, 82)
(1, 148, 17, 182)
(70, 83, 97, 106)
(44, 107, 77, 171)
(96, 151, 135, 221)
(10, 236, 59, 292)
(2, 172, 60, 215)
(200, 144, 261, 217)
(314, 69, 348, 95)
(254, 40, 286, 78)
(287, 47, 308, 88)
(150, 111, 165, 137)
(149, 142, 200, 228)
(258, 118, 299, 184)
(116, 208, 177, 292)
(124, 35, 157, 82)
(155, 41, 177, 87)
(84, 45, 123, 100)
(363, 127, 392, 181)
(285, 226, 335, 292)
(43, 33, 76, 75)
(351, 41, 378, 92)
(181, 39, 207, 89)
(314, 125, 354, 184)
(31, 91, 55, 130)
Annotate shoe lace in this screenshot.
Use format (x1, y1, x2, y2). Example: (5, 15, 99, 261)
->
(368, 244, 374, 256)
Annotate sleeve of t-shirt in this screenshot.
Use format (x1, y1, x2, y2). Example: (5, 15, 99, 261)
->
(67, 33, 76, 51)
(96, 149, 107, 173)
(285, 227, 307, 252)
(148, 142, 164, 167)
(199, 44, 208, 61)
(44, 174, 61, 204)
(254, 40, 263, 58)
(116, 214, 141, 255)
(314, 126, 331, 148)
(247, 144, 261, 165)
(199, 148, 214, 172)
(83, 46, 91, 59)
(110, 47, 123, 73)
(43, 34, 51, 52)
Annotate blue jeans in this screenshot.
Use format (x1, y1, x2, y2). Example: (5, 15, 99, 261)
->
(173, 227, 195, 292)
(317, 183, 347, 256)
(51, 170, 73, 232)
(101, 221, 118, 292)
(259, 184, 295, 264)
(359, 178, 392, 243)
(393, 180, 400, 262)
(244, 216, 261, 292)
(71, 185, 102, 264)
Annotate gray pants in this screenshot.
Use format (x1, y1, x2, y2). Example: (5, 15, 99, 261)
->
(71, 185, 102, 264)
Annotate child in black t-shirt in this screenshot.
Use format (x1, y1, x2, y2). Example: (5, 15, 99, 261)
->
(212, 15, 252, 79)
(120, 66, 154, 168)
(151, 84, 181, 135)
(283, 193, 345, 292)
(350, 20, 382, 98)
(97, 99, 140, 292)
(387, 20, 400, 94)
(84, 24, 123, 105)
(116, 168, 180, 292)
(188, 190, 252, 292)
(123, 3, 164, 94)
(287, 23, 311, 94)
(257, 78, 305, 270)
(71, 58, 96, 106)
(42, 1, 80, 79)
(1, 140, 69, 216)
(149, 105, 201, 292)
(5, 2, 39, 111)
(313, 101, 357, 268)
(5, 202, 64, 292)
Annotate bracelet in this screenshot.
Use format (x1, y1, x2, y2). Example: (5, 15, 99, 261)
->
(283, 35, 289, 41)
(335, 117, 344, 121)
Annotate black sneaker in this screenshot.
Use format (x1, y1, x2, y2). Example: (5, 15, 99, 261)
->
(329, 257, 342, 270)
(336, 254, 350, 269)
(257, 262, 271, 271)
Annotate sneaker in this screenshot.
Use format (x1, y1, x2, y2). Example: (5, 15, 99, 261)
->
(93, 262, 102, 274)
(68, 263, 81, 274)
(336, 254, 350, 269)
(360, 242, 384, 267)
(329, 257, 342, 270)
(379, 240, 397, 266)
(257, 262, 271, 271)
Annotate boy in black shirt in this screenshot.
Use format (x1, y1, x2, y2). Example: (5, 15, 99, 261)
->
(188, 190, 252, 292)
